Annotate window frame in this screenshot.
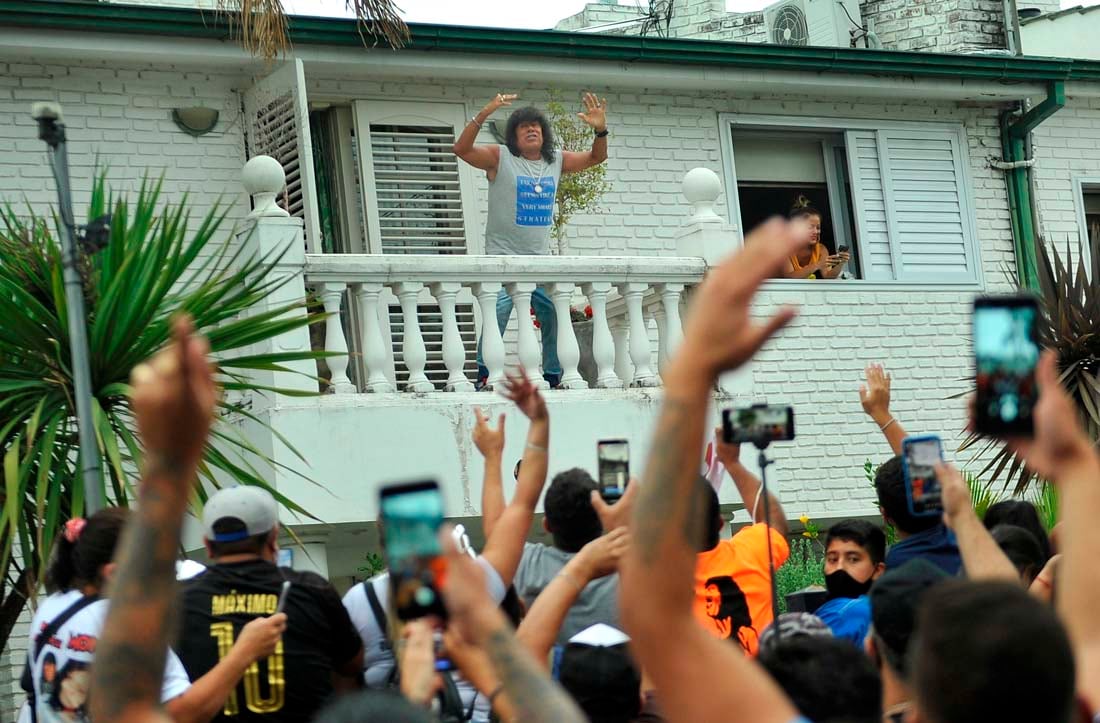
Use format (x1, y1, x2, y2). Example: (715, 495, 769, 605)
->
(1072, 174, 1100, 282)
(718, 112, 985, 290)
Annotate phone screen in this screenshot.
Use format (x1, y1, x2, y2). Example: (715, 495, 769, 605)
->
(904, 437, 944, 517)
(974, 297, 1040, 436)
(597, 440, 629, 503)
(723, 405, 795, 444)
(379, 481, 447, 621)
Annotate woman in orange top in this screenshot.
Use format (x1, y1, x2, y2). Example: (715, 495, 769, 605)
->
(783, 197, 849, 280)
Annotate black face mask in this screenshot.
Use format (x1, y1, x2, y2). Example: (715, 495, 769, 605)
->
(825, 569, 873, 600)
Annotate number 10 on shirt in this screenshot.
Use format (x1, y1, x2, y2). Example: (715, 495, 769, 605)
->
(210, 622, 286, 714)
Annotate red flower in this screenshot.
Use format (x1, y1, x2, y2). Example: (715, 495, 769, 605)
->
(530, 306, 541, 329)
(584, 305, 593, 319)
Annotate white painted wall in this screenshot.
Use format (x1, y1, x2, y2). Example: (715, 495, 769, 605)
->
(1022, 11, 1100, 60)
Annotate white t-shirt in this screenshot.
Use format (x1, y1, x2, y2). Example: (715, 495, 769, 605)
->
(21, 590, 191, 722)
(342, 557, 506, 721)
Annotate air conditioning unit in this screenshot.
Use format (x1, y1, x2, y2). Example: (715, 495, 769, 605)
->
(763, 0, 862, 48)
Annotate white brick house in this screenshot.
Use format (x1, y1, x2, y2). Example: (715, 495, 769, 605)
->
(1, 2, 1099, 711)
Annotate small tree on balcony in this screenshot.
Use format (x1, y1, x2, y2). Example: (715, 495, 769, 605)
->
(547, 89, 612, 255)
(0, 174, 327, 655)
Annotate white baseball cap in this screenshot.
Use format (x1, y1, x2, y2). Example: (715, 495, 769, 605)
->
(202, 486, 278, 543)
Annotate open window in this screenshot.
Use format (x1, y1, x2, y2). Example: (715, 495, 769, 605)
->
(722, 115, 981, 285)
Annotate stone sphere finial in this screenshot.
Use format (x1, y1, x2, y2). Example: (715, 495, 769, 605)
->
(682, 168, 722, 224)
(243, 155, 289, 218)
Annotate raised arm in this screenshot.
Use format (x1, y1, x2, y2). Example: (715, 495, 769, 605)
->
(621, 219, 806, 723)
(711, 430, 789, 536)
(1006, 351, 1100, 711)
(561, 93, 609, 174)
(516, 527, 629, 666)
(860, 363, 908, 455)
(452, 93, 511, 172)
(442, 532, 586, 723)
(479, 371, 550, 586)
(91, 318, 216, 723)
(939, 462, 1019, 584)
(473, 407, 507, 539)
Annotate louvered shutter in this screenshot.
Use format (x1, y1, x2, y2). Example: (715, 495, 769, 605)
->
(244, 59, 322, 252)
(352, 101, 482, 390)
(847, 126, 979, 283)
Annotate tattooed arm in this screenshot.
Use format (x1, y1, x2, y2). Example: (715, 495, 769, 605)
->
(442, 528, 585, 723)
(620, 220, 808, 723)
(91, 318, 217, 723)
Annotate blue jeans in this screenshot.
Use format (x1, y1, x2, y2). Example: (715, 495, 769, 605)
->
(477, 287, 561, 380)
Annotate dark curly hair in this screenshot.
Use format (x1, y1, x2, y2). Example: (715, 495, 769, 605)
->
(544, 468, 601, 553)
(505, 106, 556, 164)
(45, 507, 131, 593)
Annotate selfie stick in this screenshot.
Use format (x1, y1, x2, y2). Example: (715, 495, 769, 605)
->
(753, 438, 781, 641)
(33, 103, 106, 513)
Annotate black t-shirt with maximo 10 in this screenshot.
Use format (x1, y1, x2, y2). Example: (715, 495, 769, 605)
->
(177, 559, 362, 722)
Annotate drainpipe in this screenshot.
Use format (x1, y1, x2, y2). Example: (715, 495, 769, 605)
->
(1000, 81, 1064, 291)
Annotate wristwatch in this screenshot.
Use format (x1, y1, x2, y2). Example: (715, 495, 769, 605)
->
(594, 128, 609, 138)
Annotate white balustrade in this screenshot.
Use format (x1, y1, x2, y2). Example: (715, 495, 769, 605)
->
(620, 282, 658, 387)
(431, 282, 475, 392)
(507, 282, 548, 389)
(319, 283, 356, 394)
(583, 281, 621, 389)
(302, 255, 704, 396)
(352, 283, 395, 393)
(394, 282, 434, 393)
(550, 282, 587, 389)
(474, 281, 506, 390)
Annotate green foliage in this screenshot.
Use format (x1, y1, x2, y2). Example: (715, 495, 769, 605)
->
(546, 89, 611, 247)
(1030, 481, 1059, 532)
(864, 458, 897, 545)
(967, 471, 1000, 521)
(358, 551, 386, 578)
(0, 174, 327, 639)
(776, 537, 825, 613)
(959, 230, 1100, 493)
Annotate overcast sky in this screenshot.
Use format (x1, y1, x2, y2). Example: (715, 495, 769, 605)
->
(283, 0, 1100, 29)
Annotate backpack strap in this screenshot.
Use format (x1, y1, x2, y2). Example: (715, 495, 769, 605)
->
(21, 595, 100, 723)
(362, 579, 392, 652)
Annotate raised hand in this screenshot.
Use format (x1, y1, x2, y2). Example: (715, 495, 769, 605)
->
(589, 479, 639, 533)
(576, 526, 631, 579)
(235, 613, 287, 662)
(400, 620, 444, 706)
(938, 462, 973, 532)
(577, 92, 608, 132)
(131, 315, 217, 476)
(485, 93, 519, 114)
(712, 426, 742, 469)
(673, 219, 807, 381)
(1004, 351, 1096, 481)
(859, 363, 892, 421)
(501, 368, 548, 422)
(472, 406, 506, 460)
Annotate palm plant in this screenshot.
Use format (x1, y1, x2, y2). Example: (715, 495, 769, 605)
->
(0, 175, 327, 654)
(959, 232, 1100, 493)
(217, 0, 408, 60)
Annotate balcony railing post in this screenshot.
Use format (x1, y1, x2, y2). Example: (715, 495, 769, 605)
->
(549, 282, 587, 390)
(653, 306, 668, 376)
(352, 282, 396, 393)
(430, 281, 475, 392)
(620, 282, 658, 387)
(319, 282, 356, 394)
(582, 282, 621, 389)
(473, 281, 506, 390)
(610, 317, 633, 387)
(658, 283, 685, 362)
(394, 281, 434, 393)
(506, 282, 549, 389)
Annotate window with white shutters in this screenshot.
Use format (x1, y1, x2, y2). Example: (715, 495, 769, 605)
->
(350, 101, 484, 389)
(723, 115, 981, 284)
(243, 59, 322, 252)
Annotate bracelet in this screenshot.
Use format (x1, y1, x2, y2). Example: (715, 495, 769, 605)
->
(525, 441, 547, 453)
(1034, 576, 1053, 589)
(557, 570, 584, 593)
(594, 128, 609, 138)
(879, 418, 896, 432)
(469, 116, 483, 128)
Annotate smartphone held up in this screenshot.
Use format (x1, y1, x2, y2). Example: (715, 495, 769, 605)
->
(973, 294, 1040, 437)
(379, 480, 448, 621)
(902, 435, 944, 517)
(722, 404, 795, 446)
(597, 439, 629, 503)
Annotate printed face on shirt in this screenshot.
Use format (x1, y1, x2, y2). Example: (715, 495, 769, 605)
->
(58, 666, 91, 711)
(704, 584, 721, 617)
(825, 539, 880, 584)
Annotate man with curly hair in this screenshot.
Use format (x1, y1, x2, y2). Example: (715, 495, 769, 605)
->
(453, 92, 609, 389)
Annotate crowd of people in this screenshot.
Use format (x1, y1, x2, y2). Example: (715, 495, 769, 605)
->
(15, 98, 1100, 723)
